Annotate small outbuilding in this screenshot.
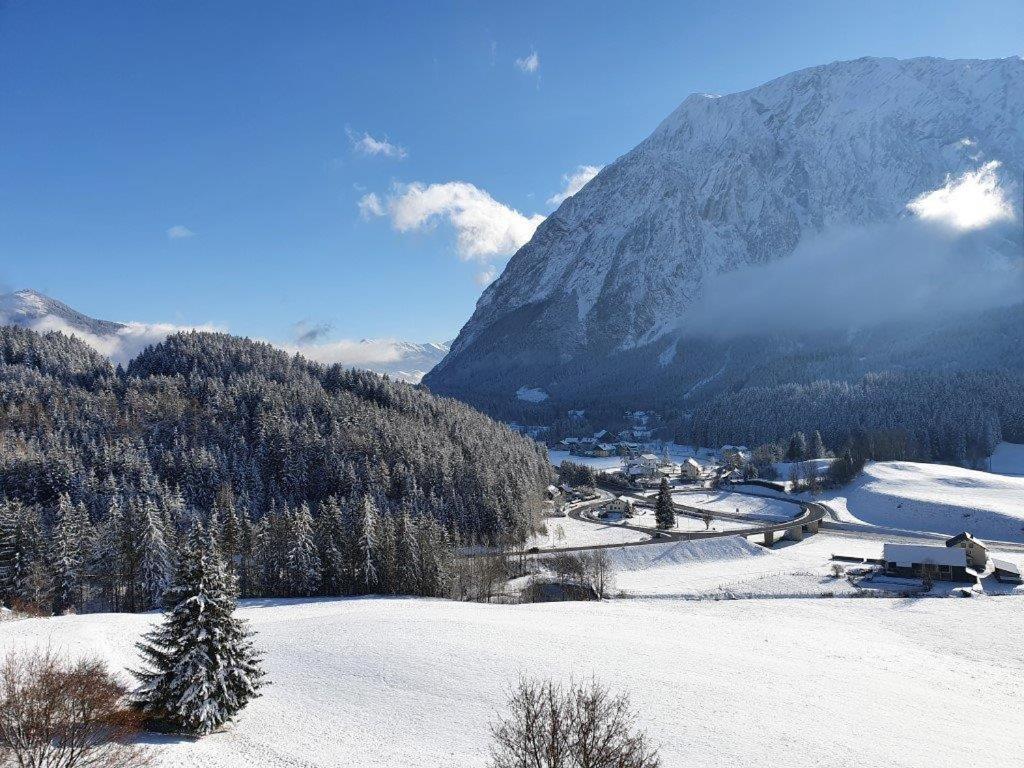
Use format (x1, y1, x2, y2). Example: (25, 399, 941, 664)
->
(992, 559, 1022, 584)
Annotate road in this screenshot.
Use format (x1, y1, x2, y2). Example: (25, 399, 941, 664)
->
(522, 483, 1024, 557)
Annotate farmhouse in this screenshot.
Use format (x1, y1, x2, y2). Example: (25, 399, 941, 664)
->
(944, 531, 988, 570)
(883, 543, 975, 582)
(626, 453, 661, 478)
(992, 559, 1023, 584)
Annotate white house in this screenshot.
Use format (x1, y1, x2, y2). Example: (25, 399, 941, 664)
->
(626, 453, 661, 478)
(944, 532, 988, 570)
(681, 457, 703, 480)
(604, 496, 636, 517)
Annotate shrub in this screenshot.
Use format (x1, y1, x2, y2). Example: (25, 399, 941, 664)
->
(0, 647, 150, 768)
(489, 677, 659, 768)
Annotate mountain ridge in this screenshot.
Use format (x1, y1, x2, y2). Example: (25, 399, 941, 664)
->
(425, 55, 1024, 420)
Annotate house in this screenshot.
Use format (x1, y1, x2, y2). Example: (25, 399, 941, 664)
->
(603, 496, 636, 517)
(680, 458, 703, 481)
(593, 443, 618, 457)
(992, 559, 1023, 584)
(545, 485, 562, 502)
(626, 453, 661, 478)
(883, 543, 976, 582)
(557, 437, 580, 451)
(944, 532, 989, 571)
(721, 445, 751, 467)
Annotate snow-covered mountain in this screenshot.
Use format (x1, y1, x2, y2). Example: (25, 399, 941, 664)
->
(357, 340, 450, 382)
(425, 56, 1024, 416)
(0, 289, 448, 381)
(0, 288, 125, 336)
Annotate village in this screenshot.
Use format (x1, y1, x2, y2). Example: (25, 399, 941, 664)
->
(535, 430, 1024, 598)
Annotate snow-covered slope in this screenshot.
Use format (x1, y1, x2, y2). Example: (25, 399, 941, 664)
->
(822, 460, 1024, 541)
(0, 288, 125, 336)
(2, 596, 1023, 767)
(425, 56, 1024, 412)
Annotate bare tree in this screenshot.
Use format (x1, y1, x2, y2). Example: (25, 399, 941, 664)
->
(701, 512, 713, 531)
(489, 677, 660, 768)
(581, 551, 615, 599)
(0, 647, 150, 768)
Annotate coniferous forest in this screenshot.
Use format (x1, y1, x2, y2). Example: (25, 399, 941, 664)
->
(0, 327, 554, 614)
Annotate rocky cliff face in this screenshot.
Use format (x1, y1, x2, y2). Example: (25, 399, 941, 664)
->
(425, 56, 1024, 416)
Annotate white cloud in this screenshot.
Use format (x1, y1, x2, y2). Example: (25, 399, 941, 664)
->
(28, 315, 223, 365)
(474, 266, 498, 287)
(907, 161, 1015, 231)
(280, 337, 407, 366)
(686, 163, 1021, 338)
(370, 181, 544, 261)
(347, 128, 407, 160)
(547, 165, 603, 206)
(166, 225, 195, 240)
(358, 192, 385, 219)
(514, 50, 540, 74)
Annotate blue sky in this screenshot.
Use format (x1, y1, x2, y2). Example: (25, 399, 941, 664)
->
(2, 0, 1022, 355)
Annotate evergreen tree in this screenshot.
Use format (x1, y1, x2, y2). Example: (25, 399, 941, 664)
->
(786, 432, 809, 462)
(395, 507, 421, 595)
(354, 495, 380, 593)
(654, 478, 675, 530)
(51, 494, 91, 614)
(284, 503, 321, 596)
(133, 523, 266, 736)
(809, 431, 827, 460)
(137, 499, 173, 610)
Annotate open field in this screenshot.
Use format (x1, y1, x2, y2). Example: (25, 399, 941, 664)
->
(2, 595, 1023, 768)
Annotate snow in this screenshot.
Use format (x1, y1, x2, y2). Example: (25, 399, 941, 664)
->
(672, 491, 795, 522)
(515, 386, 549, 403)
(527, 515, 648, 550)
(3, 595, 1023, 767)
(883, 543, 966, 568)
(989, 441, 1024, 476)
(546, 449, 625, 473)
(819, 461, 1024, 542)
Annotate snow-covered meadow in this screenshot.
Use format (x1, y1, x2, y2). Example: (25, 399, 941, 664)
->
(819, 460, 1024, 542)
(2, 595, 1022, 767)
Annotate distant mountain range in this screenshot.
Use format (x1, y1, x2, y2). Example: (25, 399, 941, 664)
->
(424, 56, 1024, 426)
(0, 289, 449, 382)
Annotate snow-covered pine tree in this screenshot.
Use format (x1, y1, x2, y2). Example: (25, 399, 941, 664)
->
(0, 501, 20, 608)
(395, 506, 421, 595)
(90, 497, 126, 611)
(654, 478, 675, 530)
(809, 431, 827, 460)
(51, 494, 92, 614)
(284, 503, 321, 596)
(354, 495, 379, 594)
(137, 499, 173, 610)
(133, 522, 266, 736)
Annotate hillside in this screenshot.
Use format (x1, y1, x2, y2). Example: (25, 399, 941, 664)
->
(822, 460, 1024, 542)
(425, 56, 1024, 450)
(0, 327, 551, 613)
(1, 596, 1021, 767)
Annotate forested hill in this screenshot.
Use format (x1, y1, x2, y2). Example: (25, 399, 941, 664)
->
(0, 327, 552, 612)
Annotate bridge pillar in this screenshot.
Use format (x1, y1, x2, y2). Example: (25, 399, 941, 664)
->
(762, 530, 775, 547)
(785, 525, 804, 541)
(805, 520, 820, 534)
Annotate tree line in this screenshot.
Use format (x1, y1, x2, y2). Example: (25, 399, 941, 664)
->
(0, 327, 554, 614)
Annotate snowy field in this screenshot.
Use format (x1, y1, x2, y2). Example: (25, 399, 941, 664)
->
(990, 441, 1024, 476)
(820, 460, 1024, 542)
(2, 596, 1022, 767)
(526, 514, 649, 549)
(672, 490, 796, 522)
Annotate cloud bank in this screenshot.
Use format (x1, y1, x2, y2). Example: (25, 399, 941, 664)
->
(547, 165, 603, 206)
(685, 163, 1022, 338)
(25, 315, 223, 365)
